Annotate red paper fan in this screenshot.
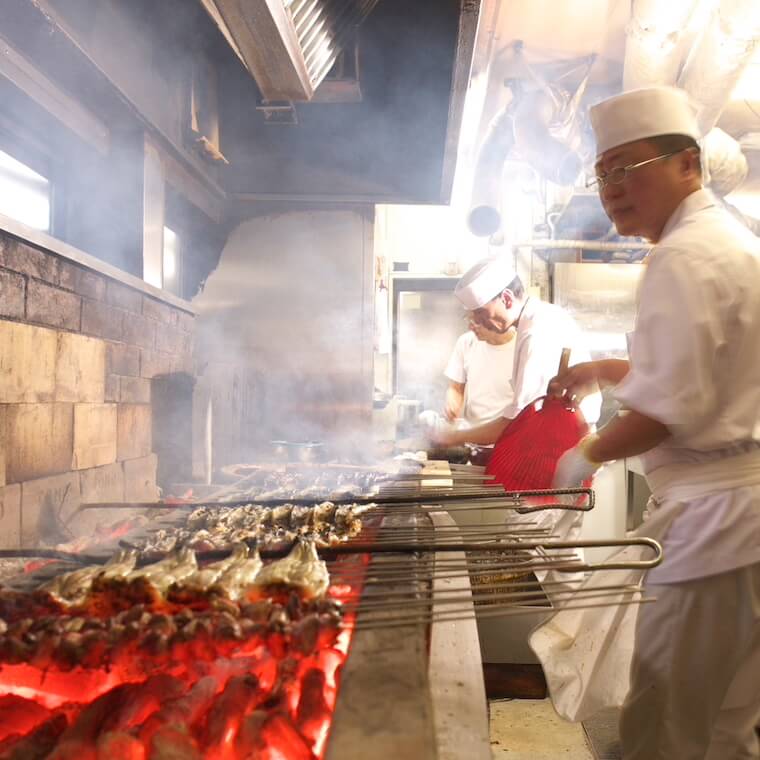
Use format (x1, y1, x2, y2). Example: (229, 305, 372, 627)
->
(485, 395, 589, 491)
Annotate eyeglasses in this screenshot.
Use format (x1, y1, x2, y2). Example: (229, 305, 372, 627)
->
(586, 150, 684, 190)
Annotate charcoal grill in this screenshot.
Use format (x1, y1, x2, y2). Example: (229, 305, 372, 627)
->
(0, 463, 661, 759)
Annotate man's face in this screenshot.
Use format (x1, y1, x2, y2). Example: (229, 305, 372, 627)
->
(471, 292, 514, 334)
(469, 318, 515, 345)
(594, 139, 694, 242)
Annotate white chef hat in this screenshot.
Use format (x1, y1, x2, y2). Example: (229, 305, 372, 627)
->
(454, 255, 516, 310)
(590, 86, 701, 156)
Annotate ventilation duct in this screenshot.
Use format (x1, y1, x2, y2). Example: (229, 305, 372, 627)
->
(622, 0, 700, 90)
(621, 0, 760, 225)
(512, 89, 583, 187)
(701, 127, 748, 196)
(466, 104, 515, 238)
(467, 78, 586, 240)
(200, 0, 380, 101)
(678, 0, 760, 134)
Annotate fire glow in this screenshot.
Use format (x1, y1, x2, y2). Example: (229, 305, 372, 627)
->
(0, 553, 366, 759)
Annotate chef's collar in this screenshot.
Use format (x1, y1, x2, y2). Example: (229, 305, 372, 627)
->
(513, 295, 535, 328)
(659, 187, 717, 242)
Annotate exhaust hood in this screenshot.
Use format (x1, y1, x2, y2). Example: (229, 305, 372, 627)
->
(199, 0, 380, 101)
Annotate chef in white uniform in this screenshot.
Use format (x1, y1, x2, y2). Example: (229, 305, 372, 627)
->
(432, 254, 601, 449)
(419, 319, 515, 464)
(443, 321, 516, 429)
(550, 86, 760, 760)
(427, 256, 601, 557)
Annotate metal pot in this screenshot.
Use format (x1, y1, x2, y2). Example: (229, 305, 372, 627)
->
(270, 440, 325, 463)
(396, 399, 423, 430)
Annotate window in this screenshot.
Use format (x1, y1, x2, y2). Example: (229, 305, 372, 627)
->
(143, 225, 181, 295)
(162, 225, 181, 296)
(0, 149, 50, 231)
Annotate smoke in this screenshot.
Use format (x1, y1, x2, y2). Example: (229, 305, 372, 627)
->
(193, 207, 376, 467)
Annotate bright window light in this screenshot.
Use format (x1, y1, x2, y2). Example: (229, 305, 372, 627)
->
(163, 227, 178, 279)
(0, 150, 50, 231)
(162, 225, 181, 295)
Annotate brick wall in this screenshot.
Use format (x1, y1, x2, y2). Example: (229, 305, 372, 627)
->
(0, 234, 195, 547)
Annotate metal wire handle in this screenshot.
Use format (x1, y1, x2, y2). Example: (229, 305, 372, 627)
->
(551, 536, 663, 572)
(508, 486, 595, 513)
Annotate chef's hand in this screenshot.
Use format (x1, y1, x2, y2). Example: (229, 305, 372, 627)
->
(548, 361, 602, 405)
(553, 435, 603, 488)
(549, 359, 630, 402)
(419, 411, 457, 446)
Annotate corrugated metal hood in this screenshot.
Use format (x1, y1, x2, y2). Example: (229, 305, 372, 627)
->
(199, 0, 381, 101)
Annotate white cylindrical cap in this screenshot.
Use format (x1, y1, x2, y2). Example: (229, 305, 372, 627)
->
(454, 256, 516, 310)
(590, 86, 701, 156)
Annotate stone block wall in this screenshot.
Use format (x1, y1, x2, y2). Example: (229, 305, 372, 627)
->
(0, 233, 195, 547)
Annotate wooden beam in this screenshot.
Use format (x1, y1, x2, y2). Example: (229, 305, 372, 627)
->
(0, 34, 110, 155)
(428, 511, 492, 760)
(324, 514, 437, 760)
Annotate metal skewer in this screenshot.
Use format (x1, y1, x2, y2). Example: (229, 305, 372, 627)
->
(347, 584, 642, 613)
(76, 487, 592, 511)
(348, 597, 654, 632)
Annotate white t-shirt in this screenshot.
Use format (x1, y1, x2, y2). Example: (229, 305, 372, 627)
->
(614, 188, 760, 582)
(501, 298, 601, 426)
(444, 331, 515, 426)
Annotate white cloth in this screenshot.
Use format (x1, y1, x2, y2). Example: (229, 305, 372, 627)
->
(511, 506, 586, 586)
(529, 362, 760, 724)
(454, 255, 516, 310)
(500, 298, 601, 426)
(444, 331, 515, 426)
(590, 86, 701, 156)
(528, 499, 683, 722)
(529, 451, 760, 722)
(615, 188, 760, 582)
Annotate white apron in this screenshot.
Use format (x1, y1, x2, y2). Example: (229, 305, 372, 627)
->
(528, 450, 760, 722)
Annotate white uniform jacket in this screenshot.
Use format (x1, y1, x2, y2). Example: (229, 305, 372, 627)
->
(614, 187, 760, 583)
(501, 297, 601, 426)
(444, 331, 515, 426)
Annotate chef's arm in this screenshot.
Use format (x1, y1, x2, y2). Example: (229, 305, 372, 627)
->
(435, 416, 510, 447)
(586, 409, 670, 462)
(548, 359, 630, 398)
(444, 381, 465, 422)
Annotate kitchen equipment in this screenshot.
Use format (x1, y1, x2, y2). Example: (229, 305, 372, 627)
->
(424, 445, 471, 464)
(395, 398, 423, 435)
(270, 440, 325, 463)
